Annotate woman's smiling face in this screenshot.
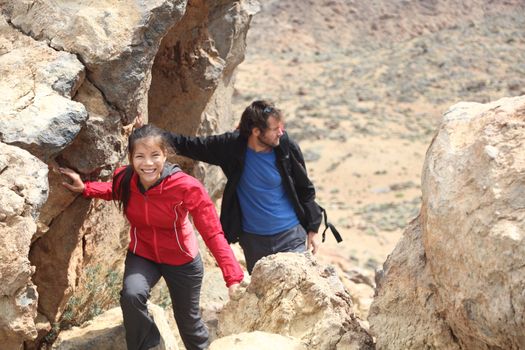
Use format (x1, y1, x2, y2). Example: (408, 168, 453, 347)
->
(131, 136, 167, 190)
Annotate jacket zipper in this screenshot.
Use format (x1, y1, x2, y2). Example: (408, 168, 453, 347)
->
(144, 194, 161, 263)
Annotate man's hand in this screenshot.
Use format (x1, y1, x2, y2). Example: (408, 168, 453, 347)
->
(59, 167, 85, 193)
(133, 115, 145, 129)
(307, 231, 320, 255)
(123, 115, 145, 135)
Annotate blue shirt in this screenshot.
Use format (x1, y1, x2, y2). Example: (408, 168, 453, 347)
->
(237, 148, 299, 235)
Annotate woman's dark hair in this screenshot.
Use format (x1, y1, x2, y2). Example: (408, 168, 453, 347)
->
(112, 124, 169, 213)
(239, 100, 283, 138)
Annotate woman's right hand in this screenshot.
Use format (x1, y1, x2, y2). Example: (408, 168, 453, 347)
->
(59, 167, 85, 193)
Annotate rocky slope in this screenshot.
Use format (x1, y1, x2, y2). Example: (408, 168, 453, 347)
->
(52, 253, 374, 350)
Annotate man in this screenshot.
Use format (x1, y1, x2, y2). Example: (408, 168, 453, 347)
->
(164, 100, 323, 273)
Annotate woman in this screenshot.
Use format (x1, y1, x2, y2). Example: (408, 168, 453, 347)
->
(60, 124, 243, 350)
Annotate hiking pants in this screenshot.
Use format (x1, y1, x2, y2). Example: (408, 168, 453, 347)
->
(239, 224, 307, 274)
(120, 251, 208, 350)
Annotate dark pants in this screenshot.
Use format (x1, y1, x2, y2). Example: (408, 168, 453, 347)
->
(120, 252, 208, 350)
(239, 224, 307, 274)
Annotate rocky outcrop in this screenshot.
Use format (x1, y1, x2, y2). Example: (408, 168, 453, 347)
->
(0, 142, 48, 349)
(2, 0, 187, 121)
(51, 303, 178, 350)
(0, 0, 258, 348)
(218, 253, 374, 350)
(369, 95, 525, 349)
(368, 219, 460, 349)
(0, 16, 87, 161)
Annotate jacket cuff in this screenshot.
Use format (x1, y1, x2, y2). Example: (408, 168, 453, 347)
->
(82, 182, 91, 198)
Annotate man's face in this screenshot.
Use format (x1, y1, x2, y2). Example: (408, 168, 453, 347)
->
(256, 116, 284, 149)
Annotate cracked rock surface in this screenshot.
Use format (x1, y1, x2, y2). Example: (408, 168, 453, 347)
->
(218, 253, 374, 350)
(0, 16, 87, 161)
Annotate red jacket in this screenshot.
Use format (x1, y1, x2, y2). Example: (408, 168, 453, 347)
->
(82, 166, 244, 287)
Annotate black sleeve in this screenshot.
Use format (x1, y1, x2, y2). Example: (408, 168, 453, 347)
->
(289, 139, 322, 233)
(164, 131, 235, 167)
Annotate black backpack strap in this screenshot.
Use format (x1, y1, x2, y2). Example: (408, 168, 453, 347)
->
(319, 206, 343, 243)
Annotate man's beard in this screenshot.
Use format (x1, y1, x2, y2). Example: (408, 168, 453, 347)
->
(257, 134, 278, 149)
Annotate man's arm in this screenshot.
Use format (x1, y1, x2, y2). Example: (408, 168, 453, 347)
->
(288, 141, 322, 254)
(164, 131, 236, 166)
(132, 115, 237, 167)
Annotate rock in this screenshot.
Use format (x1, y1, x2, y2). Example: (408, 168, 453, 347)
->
(421, 95, 525, 348)
(28, 313, 52, 350)
(369, 95, 525, 349)
(218, 253, 374, 350)
(37, 79, 127, 236)
(209, 331, 306, 350)
(0, 142, 48, 347)
(342, 268, 375, 321)
(368, 219, 459, 349)
(4, 0, 187, 120)
(52, 304, 178, 350)
(30, 199, 128, 325)
(60, 80, 126, 175)
(0, 16, 87, 161)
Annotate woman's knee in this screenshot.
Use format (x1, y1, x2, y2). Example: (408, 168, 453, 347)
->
(120, 285, 149, 307)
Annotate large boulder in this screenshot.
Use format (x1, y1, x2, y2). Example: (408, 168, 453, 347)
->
(368, 218, 460, 349)
(218, 253, 374, 350)
(0, 16, 87, 161)
(0, 142, 48, 349)
(148, 0, 260, 200)
(369, 95, 525, 349)
(3, 0, 187, 120)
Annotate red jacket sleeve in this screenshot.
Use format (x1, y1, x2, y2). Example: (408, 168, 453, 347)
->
(82, 166, 127, 201)
(183, 177, 244, 287)
(82, 181, 113, 200)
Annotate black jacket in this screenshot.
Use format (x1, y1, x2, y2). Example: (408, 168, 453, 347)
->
(165, 130, 322, 244)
